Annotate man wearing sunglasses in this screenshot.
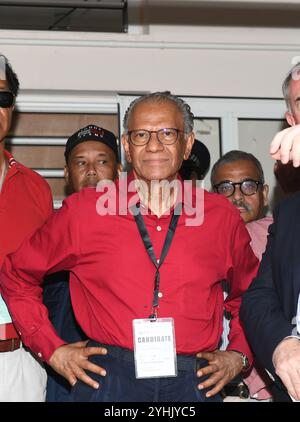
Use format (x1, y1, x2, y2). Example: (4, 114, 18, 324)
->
(0, 54, 53, 401)
(211, 150, 274, 401)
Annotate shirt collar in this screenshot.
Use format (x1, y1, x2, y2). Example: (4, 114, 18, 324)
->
(117, 171, 197, 216)
(4, 150, 17, 169)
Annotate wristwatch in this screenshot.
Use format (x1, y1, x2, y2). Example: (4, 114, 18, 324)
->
(231, 350, 250, 371)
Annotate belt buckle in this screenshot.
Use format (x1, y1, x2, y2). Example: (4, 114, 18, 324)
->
(238, 382, 249, 399)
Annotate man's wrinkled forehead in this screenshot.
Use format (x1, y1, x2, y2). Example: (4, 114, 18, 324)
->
(129, 98, 182, 125)
(0, 57, 6, 81)
(216, 160, 261, 179)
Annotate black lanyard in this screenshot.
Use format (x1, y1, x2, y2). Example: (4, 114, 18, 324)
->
(133, 203, 182, 320)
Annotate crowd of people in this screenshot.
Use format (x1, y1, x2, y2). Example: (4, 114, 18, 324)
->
(0, 53, 300, 402)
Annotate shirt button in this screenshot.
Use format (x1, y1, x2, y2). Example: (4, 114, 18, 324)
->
(156, 225, 162, 232)
(158, 292, 163, 298)
(37, 352, 42, 358)
(156, 259, 160, 264)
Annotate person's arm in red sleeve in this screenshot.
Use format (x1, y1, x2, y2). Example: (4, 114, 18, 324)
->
(1, 193, 109, 390)
(196, 211, 259, 398)
(42, 180, 54, 219)
(35, 176, 54, 220)
(0, 196, 80, 362)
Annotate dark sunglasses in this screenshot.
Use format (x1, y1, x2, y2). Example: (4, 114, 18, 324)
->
(0, 91, 14, 108)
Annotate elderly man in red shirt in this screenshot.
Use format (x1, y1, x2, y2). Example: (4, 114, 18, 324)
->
(0, 92, 258, 402)
(0, 54, 53, 401)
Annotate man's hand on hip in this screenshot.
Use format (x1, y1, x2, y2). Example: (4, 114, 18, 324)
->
(273, 337, 300, 401)
(196, 350, 244, 397)
(48, 340, 107, 389)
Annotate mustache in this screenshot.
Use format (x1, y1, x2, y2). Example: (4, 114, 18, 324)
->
(232, 199, 252, 212)
(82, 178, 100, 188)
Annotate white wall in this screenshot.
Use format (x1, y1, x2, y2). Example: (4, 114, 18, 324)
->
(2, 9, 297, 211)
(0, 24, 300, 97)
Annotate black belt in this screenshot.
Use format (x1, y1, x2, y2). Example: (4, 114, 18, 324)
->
(88, 341, 207, 372)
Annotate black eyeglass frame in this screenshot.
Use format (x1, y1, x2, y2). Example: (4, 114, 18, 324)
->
(0, 91, 15, 108)
(213, 179, 264, 197)
(127, 128, 184, 146)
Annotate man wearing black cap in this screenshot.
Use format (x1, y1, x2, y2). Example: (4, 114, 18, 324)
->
(64, 124, 121, 193)
(43, 124, 121, 401)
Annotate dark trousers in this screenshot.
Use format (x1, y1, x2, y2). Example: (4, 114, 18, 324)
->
(43, 272, 86, 402)
(69, 341, 223, 402)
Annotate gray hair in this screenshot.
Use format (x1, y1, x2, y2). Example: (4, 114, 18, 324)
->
(123, 91, 194, 134)
(210, 150, 265, 186)
(282, 62, 300, 111)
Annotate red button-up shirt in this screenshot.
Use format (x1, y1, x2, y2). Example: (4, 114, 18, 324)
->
(0, 174, 258, 362)
(0, 150, 53, 339)
(0, 151, 53, 267)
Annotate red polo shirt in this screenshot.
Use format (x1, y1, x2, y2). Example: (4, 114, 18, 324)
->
(0, 150, 53, 338)
(0, 174, 258, 362)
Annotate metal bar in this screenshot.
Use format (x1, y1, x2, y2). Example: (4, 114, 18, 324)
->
(0, 1, 125, 9)
(5, 137, 67, 145)
(122, 0, 128, 33)
(34, 169, 64, 178)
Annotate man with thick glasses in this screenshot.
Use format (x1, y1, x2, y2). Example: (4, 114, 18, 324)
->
(0, 92, 258, 402)
(211, 150, 269, 225)
(211, 150, 273, 401)
(0, 54, 53, 401)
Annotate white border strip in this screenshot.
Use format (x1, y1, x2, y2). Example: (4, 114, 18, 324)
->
(15, 91, 118, 113)
(2, 37, 300, 51)
(35, 169, 64, 178)
(6, 137, 67, 145)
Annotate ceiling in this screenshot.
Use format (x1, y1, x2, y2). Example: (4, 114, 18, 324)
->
(0, 1, 127, 32)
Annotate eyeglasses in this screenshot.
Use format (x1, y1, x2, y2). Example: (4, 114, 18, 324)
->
(127, 128, 183, 146)
(0, 91, 14, 108)
(213, 179, 263, 197)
